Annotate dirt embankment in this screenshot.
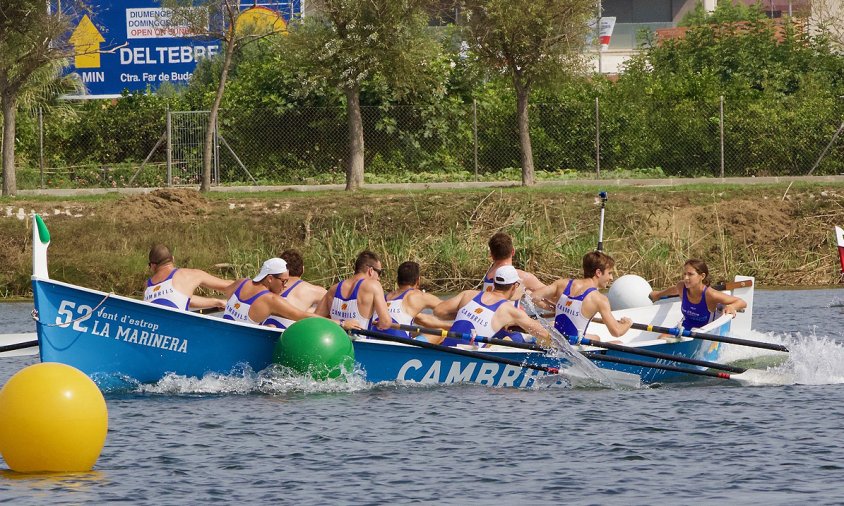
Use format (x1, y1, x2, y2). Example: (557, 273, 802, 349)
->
(1, 184, 842, 298)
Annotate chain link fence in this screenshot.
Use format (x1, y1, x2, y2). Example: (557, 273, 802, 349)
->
(10, 95, 844, 189)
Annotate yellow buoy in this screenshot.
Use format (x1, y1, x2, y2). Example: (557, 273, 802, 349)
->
(0, 363, 108, 473)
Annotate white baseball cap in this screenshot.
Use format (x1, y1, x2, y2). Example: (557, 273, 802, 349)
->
(253, 258, 288, 282)
(494, 265, 521, 285)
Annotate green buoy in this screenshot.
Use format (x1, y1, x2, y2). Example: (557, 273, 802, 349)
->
(273, 318, 355, 380)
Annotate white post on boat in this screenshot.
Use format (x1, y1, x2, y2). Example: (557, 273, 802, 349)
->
(32, 214, 50, 279)
(596, 191, 608, 251)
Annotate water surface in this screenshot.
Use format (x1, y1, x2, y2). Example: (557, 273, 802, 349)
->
(1, 288, 844, 504)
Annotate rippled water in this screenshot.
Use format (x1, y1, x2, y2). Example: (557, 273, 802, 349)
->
(2, 288, 844, 504)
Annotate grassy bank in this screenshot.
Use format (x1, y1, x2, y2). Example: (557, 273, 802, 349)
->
(0, 182, 842, 299)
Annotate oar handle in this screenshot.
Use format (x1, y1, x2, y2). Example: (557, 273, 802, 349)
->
(625, 321, 789, 353)
(391, 323, 545, 352)
(351, 328, 560, 374)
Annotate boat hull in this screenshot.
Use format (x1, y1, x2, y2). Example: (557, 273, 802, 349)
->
(31, 278, 738, 389)
(33, 277, 281, 385)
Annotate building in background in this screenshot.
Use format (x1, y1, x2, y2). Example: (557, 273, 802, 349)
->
(595, 0, 812, 74)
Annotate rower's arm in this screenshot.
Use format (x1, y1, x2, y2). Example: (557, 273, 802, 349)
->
(595, 294, 632, 338)
(509, 307, 550, 346)
(314, 288, 333, 317)
(648, 282, 682, 302)
(433, 291, 469, 319)
(369, 281, 392, 330)
(189, 295, 226, 311)
(707, 289, 747, 316)
(193, 269, 233, 292)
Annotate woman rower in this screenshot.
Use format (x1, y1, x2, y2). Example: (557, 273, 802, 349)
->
(649, 259, 747, 331)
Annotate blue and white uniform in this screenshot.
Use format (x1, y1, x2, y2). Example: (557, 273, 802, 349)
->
(267, 279, 303, 329)
(145, 269, 190, 311)
(445, 292, 512, 347)
(681, 286, 713, 330)
(553, 279, 596, 338)
(223, 279, 273, 326)
(378, 288, 417, 338)
(330, 279, 372, 329)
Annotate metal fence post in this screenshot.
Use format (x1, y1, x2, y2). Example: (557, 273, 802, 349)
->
(166, 108, 172, 187)
(720, 95, 725, 178)
(213, 116, 220, 185)
(473, 98, 478, 180)
(38, 107, 44, 189)
(595, 97, 601, 178)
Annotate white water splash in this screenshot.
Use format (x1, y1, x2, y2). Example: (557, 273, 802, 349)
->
(135, 364, 373, 395)
(720, 329, 844, 386)
(519, 295, 638, 389)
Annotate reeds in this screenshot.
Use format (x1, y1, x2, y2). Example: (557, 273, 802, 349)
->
(1, 183, 842, 299)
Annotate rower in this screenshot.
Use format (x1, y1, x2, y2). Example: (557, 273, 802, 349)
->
(481, 232, 546, 295)
(223, 258, 338, 329)
(268, 249, 328, 330)
(649, 258, 747, 331)
(529, 251, 632, 342)
(373, 261, 451, 343)
(144, 244, 231, 311)
(434, 266, 550, 347)
(315, 250, 392, 332)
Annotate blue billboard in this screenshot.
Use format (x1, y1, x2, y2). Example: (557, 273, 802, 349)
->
(63, 1, 300, 98)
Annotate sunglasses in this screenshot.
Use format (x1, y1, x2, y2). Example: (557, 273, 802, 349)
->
(271, 274, 289, 287)
(369, 266, 384, 276)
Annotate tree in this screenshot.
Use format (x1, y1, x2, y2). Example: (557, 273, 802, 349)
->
(462, 0, 595, 185)
(162, 0, 287, 192)
(285, 0, 443, 191)
(0, 0, 83, 197)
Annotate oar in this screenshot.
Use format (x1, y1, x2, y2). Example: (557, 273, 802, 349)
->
(595, 318, 789, 353)
(583, 352, 736, 380)
(379, 325, 734, 381)
(392, 323, 746, 374)
(350, 327, 560, 374)
(0, 339, 39, 354)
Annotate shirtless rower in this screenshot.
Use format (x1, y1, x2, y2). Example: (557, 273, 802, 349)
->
(529, 251, 632, 342)
(434, 266, 550, 347)
(268, 249, 329, 330)
(223, 257, 341, 329)
(315, 250, 392, 331)
(144, 244, 230, 311)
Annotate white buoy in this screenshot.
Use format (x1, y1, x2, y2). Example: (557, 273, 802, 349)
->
(607, 275, 653, 310)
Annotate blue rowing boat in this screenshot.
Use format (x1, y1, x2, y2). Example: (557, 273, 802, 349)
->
(29, 214, 755, 388)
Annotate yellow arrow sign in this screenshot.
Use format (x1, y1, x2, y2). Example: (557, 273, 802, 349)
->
(69, 15, 105, 69)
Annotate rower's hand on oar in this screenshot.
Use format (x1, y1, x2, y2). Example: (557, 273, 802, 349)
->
(340, 320, 362, 331)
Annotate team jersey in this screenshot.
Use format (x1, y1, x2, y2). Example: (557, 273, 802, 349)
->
(681, 286, 713, 330)
(554, 279, 596, 338)
(145, 269, 191, 311)
(377, 288, 416, 338)
(269, 279, 304, 330)
(223, 279, 271, 325)
(330, 279, 372, 330)
(445, 292, 510, 347)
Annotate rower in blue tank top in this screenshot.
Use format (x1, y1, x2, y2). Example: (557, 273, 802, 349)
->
(371, 262, 452, 341)
(268, 279, 304, 329)
(435, 266, 550, 347)
(649, 259, 747, 331)
(316, 250, 393, 332)
(143, 244, 232, 312)
(529, 251, 633, 342)
(221, 258, 326, 329)
(145, 268, 191, 310)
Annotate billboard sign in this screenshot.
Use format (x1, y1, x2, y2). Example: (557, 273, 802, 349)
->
(63, 1, 299, 99)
